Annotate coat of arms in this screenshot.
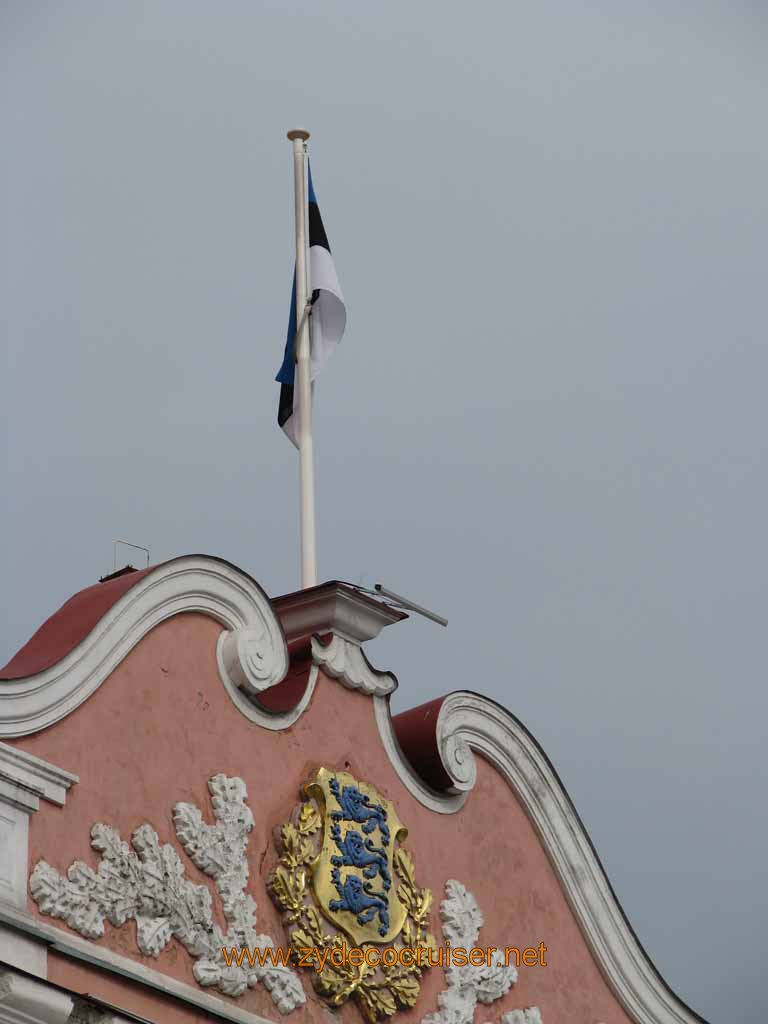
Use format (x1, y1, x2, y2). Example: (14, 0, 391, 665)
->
(269, 767, 436, 1020)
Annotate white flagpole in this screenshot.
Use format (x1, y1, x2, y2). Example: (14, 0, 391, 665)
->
(287, 128, 317, 588)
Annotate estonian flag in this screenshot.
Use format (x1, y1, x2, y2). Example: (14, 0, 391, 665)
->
(276, 165, 346, 445)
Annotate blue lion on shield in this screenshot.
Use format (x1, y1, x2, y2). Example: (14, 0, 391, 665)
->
(330, 867, 390, 936)
(329, 776, 390, 845)
(330, 823, 391, 891)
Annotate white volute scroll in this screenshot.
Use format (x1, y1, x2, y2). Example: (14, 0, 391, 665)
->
(402, 693, 703, 1024)
(422, 880, 517, 1024)
(311, 635, 397, 696)
(218, 623, 289, 699)
(29, 774, 305, 1014)
(0, 557, 289, 738)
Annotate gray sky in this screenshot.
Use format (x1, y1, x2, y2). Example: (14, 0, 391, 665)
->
(2, 2, 766, 1020)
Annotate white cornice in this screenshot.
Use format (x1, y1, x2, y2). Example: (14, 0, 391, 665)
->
(272, 583, 407, 644)
(0, 557, 289, 739)
(0, 742, 78, 807)
(0, 968, 74, 1024)
(0, 744, 78, 913)
(0, 964, 167, 1023)
(398, 692, 705, 1024)
(217, 584, 407, 729)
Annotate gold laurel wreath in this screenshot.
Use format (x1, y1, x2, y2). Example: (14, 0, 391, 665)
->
(269, 799, 436, 1021)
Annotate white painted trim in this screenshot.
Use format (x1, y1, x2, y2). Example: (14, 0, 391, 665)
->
(216, 625, 288, 703)
(0, 965, 144, 1023)
(0, 564, 411, 739)
(410, 693, 704, 1024)
(0, 923, 47, 978)
(0, 747, 76, 912)
(219, 634, 401, 733)
(0, 744, 78, 807)
(373, 697, 467, 815)
(0, 804, 29, 909)
(0, 558, 288, 739)
(0, 967, 73, 1024)
(311, 636, 397, 696)
(217, 645, 320, 731)
(0, 907, 279, 1024)
(0, 780, 39, 816)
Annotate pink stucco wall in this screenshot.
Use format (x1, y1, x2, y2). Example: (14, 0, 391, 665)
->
(9, 612, 634, 1024)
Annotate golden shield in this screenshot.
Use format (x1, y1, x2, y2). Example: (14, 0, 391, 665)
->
(268, 767, 435, 1021)
(306, 767, 408, 946)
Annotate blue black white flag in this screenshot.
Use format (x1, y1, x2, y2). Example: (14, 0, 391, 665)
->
(276, 165, 346, 445)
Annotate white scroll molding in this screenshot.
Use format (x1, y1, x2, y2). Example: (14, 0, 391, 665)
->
(382, 692, 704, 1024)
(0, 557, 288, 739)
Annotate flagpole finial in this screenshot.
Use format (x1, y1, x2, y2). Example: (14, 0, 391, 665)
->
(287, 128, 310, 141)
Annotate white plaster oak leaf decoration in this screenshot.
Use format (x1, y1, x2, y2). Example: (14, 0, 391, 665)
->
(29, 774, 305, 1014)
(421, 880, 517, 1024)
(499, 1010, 543, 1024)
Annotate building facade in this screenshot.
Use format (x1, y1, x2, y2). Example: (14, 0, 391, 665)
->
(0, 556, 704, 1024)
